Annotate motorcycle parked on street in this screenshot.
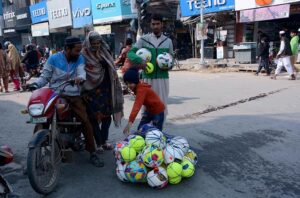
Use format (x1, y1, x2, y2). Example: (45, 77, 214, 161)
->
(23, 80, 85, 195)
(0, 145, 15, 198)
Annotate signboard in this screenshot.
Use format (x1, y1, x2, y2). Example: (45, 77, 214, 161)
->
(196, 22, 208, 40)
(235, 0, 300, 11)
(94, 25, 112, 35)
(238, 4, 290, 23)
(3, 28, 16, 34)
(30, 1, 48, 24)
(47, 0, 72, 29)
(31, 22, 50, 37)
(121, 0, 137, 19)
(3, 5, 16, 28)
(180, 0, 235, 17)
(16, 7, 31, 28)
(72, 0, 93, 28)
(91, 0, 137, 24)
(0, 0, 3, 15)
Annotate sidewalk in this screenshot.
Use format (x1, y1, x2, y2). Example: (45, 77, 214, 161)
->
(179, 58, 300, 73)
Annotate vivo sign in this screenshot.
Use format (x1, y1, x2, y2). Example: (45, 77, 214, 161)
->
(73, 8, 91, 18)
(71, 0, 93, 28)
(180, 0, 235, 17)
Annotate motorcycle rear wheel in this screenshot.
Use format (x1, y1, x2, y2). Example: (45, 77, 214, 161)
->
(27, 135, 61, 195)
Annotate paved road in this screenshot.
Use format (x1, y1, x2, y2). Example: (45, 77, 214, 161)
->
(0, 71, 299, 198)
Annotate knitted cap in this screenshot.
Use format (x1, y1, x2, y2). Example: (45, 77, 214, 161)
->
(65, 36, 82, 46)
(124, 68, 139, 84)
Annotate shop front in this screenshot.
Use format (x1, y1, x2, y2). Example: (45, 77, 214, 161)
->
(179, 0, 236, 59)
(47, 0, 73, 49)
(91, 0, 137, 56)
(235, 0, 300, 59)
(15, 7, 32, 47)
(3, 4, 21, 48)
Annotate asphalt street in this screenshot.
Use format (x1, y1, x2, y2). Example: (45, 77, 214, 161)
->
(0, 71, 299, 198)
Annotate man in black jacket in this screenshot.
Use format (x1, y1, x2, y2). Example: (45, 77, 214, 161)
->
(21, 44, 39, 80)
(256, 37, 270, 75)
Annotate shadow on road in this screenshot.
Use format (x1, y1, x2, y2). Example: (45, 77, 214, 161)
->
(168, 96, 200, 105)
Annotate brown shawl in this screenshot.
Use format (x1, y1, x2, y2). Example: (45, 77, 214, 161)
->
(7, 44, 20, 72)
(82, 31, 124, 127)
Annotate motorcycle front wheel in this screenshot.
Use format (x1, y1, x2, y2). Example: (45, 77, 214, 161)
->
(27, 134, 61, 195)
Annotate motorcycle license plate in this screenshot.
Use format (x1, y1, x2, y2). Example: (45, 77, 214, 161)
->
(31, 117, 47, 124)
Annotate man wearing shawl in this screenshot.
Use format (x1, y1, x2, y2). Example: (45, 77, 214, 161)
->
(0, 43, 10, 93)
(81, 31, 124, 152)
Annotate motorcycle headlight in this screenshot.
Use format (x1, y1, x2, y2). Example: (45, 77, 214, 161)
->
(28, 104, 44, 116)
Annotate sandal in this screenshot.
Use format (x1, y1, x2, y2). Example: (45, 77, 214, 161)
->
(102, 143, 113, 150)
(96, 146, 104, 154)
(289, 74, 296, 80)
(90, 153, 104, 167)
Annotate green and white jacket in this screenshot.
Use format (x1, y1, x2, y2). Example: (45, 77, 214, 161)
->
(128, 33, 173, 79)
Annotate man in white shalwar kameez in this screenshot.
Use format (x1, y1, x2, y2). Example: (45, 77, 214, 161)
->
(272, 31, 296, 80)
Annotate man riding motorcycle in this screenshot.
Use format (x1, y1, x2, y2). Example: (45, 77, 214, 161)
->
(28, 36, 103, 167)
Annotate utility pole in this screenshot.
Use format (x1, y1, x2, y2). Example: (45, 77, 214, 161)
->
(200, 0, 205, 65)
(137, 2, 142, 38)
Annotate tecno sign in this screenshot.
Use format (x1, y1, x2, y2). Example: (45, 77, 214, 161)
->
(32, 8, 46, 17)
(73, 7, 91, 18)
(47, 0, 72, 29)
(50, 8, 69, 19)
(186, 0, 226, 10)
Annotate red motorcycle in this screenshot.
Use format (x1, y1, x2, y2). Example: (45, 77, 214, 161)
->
(0, 145, 15, 197)
(24, 81, 85, 195)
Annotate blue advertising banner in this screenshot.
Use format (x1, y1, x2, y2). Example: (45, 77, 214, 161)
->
(0, 2, 3, 15)
(91, 0, 136, 24)
(120, 0, 137, 19)
(30, 1, 48, 24)
(72, 0, 93, 28)
(180, 0, 235, 17)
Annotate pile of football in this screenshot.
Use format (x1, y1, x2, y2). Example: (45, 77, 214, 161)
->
(114, 124, 198, 189)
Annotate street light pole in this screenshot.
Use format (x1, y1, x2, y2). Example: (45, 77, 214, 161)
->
(137, 3, 142, 37)
(200, 0, 205, 65)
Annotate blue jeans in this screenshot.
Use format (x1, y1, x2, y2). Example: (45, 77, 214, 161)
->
(137, 111, 165, 131)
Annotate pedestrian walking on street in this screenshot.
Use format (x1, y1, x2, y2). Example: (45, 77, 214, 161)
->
(127, 14, 173, 120)
(123, 68, 165, 135)
(21, 44, 39, 81)
(272, 31, 295, 80)
(7, 44, 22, 91)
(81, 31, 124, 152)
(0, 43, 11, 93)
(29, 36, 104, 167)
(256, 37, 270, 76)
(290, 29, 299, 74)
